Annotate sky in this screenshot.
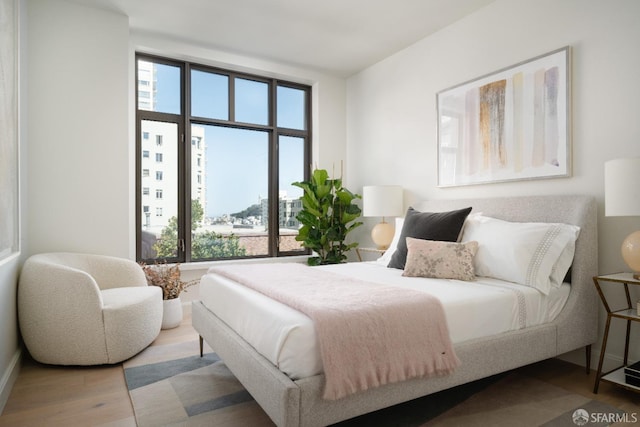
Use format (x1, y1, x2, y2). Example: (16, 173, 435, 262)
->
(152, 63, 305, 217)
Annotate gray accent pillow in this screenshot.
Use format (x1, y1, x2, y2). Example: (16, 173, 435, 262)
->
(387, 206, 472, 270)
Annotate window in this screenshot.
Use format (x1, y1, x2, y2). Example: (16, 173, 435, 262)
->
(142, 150, 149, 158)
(136, 54, 311, 263)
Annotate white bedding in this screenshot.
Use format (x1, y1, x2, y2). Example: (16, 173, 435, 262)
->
(199, 261, 570, 380)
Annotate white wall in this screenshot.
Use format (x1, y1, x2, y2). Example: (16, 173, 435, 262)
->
(5, 0, 129, 409)
(27, 0, 131, 257)
(347, 0, 640, 366)
(0, 256, 21, 413)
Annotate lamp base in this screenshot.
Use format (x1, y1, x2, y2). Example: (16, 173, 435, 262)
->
(371, 221, 394, 250)
(622, 231, 640, 280)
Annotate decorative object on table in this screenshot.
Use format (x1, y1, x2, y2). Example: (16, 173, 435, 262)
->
(362, 185, 403, 250)
(624, 360, 640, 387)
(605, 157, 640, 279)
(292, 167, 362, 265)
(140, 262, 198, 329)
(437, 46, 570, 187)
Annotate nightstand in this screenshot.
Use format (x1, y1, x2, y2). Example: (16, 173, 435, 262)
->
(355, 247, 385, 262)
(593, 273, 640, 393)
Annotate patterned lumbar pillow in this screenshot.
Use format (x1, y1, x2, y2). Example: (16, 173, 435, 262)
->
(402, 238, 478, 281)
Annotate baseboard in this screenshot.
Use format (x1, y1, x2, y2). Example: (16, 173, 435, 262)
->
(0, 348, 21, 415)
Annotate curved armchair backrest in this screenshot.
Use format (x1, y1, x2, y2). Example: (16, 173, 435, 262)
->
(20, 253, 104, 306)
(27, 252, 148, 290)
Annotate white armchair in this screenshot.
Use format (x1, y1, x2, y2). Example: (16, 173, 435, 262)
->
(18, 252, 163, 365)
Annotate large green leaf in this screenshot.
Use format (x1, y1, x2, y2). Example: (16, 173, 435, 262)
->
(336, 189, 357, 205)
(300, 192, 320, 212)
(296, 211, 319, 227)
(346, 221, 363, 232)
(316, 184, 332, 200)
(312, 169, 329, 187)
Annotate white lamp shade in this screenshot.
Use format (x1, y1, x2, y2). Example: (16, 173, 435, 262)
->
(605, 157, 640, 278)
(362, 185, 403, 218)
(605, 158, 640, 216)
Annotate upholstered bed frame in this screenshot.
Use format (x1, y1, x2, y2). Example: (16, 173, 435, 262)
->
(192, 195, 598, 427)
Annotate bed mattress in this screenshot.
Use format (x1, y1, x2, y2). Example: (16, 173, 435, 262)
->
(199, 261, 570, 380)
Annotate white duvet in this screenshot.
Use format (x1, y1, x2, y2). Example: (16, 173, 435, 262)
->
(199, 261, 569, 380)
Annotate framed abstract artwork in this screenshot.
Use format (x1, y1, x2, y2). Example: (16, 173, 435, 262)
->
(437, 46, 570, 187)
(0, 0, 19, 260)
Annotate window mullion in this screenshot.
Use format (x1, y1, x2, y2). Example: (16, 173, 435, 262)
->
(183, 63, 191, 263)
(229, 74, 235, 122)
(269, 79, 279, 256)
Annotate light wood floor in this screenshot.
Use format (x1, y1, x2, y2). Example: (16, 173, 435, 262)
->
(2, 304, 640, 426)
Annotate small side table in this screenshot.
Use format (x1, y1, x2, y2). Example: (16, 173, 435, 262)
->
(355, 247, 385, 262)
(593, 273, 640, 393)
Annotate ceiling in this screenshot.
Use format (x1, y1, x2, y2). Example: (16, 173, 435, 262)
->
(74, 0, 495, 77)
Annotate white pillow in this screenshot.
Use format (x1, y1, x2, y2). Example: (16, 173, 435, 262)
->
(550, 239, 576, 287)
(461, 214, 580, 295)
(374, 217, 404, 266)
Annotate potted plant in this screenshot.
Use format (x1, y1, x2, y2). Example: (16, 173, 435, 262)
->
(140, 262, 198, 329)
(293, 168, 363, 265)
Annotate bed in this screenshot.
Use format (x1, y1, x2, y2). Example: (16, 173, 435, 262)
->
(192, 195, 598, 427)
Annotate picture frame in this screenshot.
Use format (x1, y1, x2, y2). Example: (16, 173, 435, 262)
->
(437, 46, 570, 187)
(0, 0, 20, 261)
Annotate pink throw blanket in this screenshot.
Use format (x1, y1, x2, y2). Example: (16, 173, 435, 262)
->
(209, 263, 460, 400)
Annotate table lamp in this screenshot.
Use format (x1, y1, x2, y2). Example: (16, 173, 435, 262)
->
(605, 158, 640, 279)
(362, 185, 403, 250)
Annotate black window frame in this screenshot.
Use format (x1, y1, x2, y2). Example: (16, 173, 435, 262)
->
(135, 53, 312, 263)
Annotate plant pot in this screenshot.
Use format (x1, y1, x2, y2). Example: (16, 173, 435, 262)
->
(162, 297, 183, 329)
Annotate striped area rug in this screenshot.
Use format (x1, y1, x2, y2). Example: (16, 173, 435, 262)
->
(123, 340, 273, 426)
(124, 341, 625, 427)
